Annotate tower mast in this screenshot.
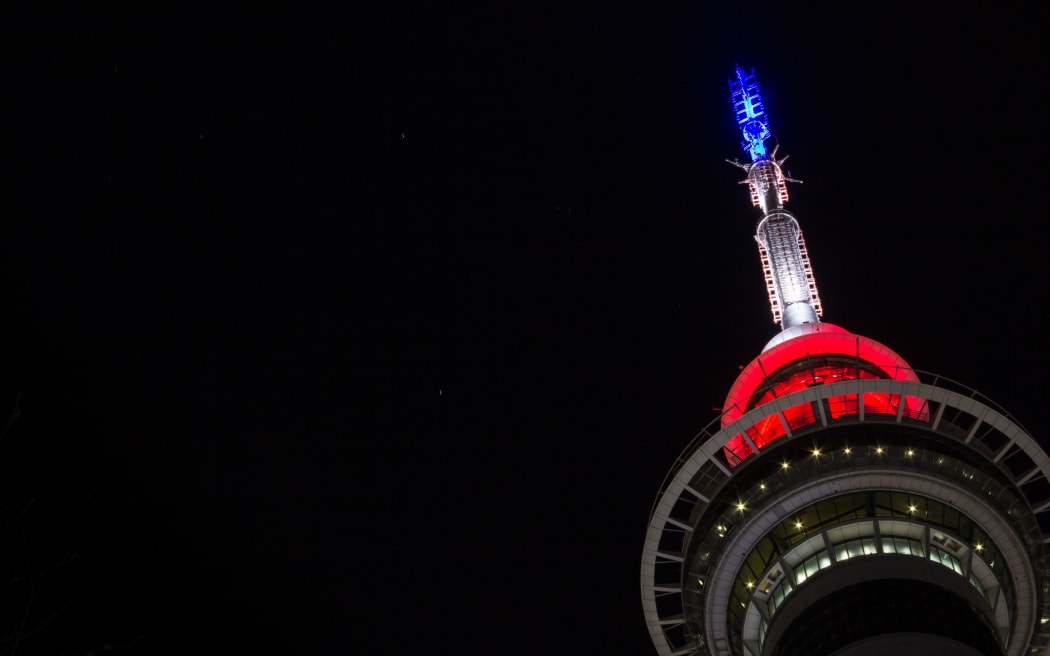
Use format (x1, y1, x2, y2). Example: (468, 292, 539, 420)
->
(728, 65, 822, 330)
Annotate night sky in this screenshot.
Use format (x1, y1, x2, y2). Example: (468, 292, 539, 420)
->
(0, 3, 1047, 654)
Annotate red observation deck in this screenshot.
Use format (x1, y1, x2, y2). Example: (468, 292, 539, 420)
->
(721, 323, 922, 467)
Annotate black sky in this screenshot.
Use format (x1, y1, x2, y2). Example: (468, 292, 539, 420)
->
(0, 2, 1047, 654)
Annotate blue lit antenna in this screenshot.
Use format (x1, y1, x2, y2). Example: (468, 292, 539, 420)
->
(726, 65, 822, 332)
(729, 64, 772, 162)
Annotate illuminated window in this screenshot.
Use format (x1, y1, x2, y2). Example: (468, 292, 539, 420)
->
(834, 538, 878, 562)
(768, 577, 793, 615)
(881, 537, 924, 557)
(930, 546, 965, 576)
(795, 550, 831, 585)
(735, 491, 1009, 637)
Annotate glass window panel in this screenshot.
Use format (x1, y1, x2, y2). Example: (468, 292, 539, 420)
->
(930, 546, 963, 575)
(836, 492, 859, 520)
(803, 556, 816, 577)
(899, 492, 917, 516)
(887, 492, 905, 515)
(926, 500, 944, 525)
(957, 514, 974, 543)
(747, 551, 768, 579)
(732, 579, 750, 606)
(757, 537, 777, 562)
(943, 506, 961, 532)
(970, 572, 983, 594)
(738, 564, 755, 586)
(873, 491, 892, 516)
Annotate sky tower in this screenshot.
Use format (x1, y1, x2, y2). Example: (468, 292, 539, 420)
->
(640, 67, 1050, 656)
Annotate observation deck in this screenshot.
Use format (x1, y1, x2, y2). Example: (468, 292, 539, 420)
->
(641, 362, 1050, 656)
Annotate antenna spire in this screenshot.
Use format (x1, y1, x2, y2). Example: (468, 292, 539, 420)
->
(728, 66, 822, 330)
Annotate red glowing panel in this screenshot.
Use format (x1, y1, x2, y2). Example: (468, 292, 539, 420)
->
(724, 434, 754, 466)
(719, 324, 923, 467)
(828, 394, 858, 419)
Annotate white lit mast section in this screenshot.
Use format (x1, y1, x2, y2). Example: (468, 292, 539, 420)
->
(728, 65, 823, 329)
(755, 210, 822, 327)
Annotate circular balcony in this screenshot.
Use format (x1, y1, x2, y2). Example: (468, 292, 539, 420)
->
(641, 373, 1050, 656)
